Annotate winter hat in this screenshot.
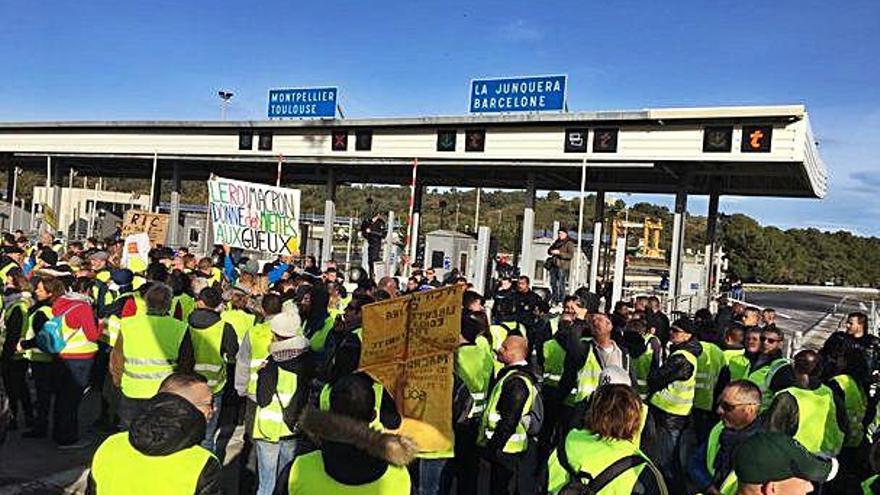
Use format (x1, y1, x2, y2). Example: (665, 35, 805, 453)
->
(269, 311, 303, 338)
(38, 249, 58, 266)
(269, 335, 310, 362)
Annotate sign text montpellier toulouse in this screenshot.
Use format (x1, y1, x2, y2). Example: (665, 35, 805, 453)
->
(469, 74, 567, 113)
(268, 87, 337, 118)
(208, 176, 301, 255)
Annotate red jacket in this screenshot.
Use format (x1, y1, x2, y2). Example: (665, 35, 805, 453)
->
(53, 295, 100, 360)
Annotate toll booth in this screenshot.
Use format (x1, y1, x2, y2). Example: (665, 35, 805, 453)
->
(424, 229, 476, 278)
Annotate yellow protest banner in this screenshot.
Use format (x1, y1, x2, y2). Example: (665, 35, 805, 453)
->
(121, 210, 170, 246)
(359, 285, 462, 453)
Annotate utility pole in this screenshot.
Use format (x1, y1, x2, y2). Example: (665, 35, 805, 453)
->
(218, 91, 234, 120)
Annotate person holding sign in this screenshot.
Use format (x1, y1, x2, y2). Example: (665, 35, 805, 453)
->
(478, 335, 541, 495)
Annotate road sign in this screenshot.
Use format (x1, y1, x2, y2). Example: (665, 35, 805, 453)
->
(268, 87, 337, 118)
(469, 75, 567, 113)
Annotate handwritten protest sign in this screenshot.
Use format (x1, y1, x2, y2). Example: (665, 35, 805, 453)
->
(208, 176, 301, 255)
(121, 210, 169, 246)
(360, 285, 462, 452)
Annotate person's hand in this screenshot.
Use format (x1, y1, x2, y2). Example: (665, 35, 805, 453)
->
(15, 342, 24, 353)
(222, 245, 230, 254)
(550, 249, 560, 255)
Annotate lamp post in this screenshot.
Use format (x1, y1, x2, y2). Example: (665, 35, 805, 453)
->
(218, 91, 234, 120)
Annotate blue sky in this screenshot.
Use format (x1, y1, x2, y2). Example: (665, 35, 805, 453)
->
(1, 1, 878, 235)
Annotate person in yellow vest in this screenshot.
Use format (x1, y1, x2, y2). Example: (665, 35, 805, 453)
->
(732, 431, 838, 495)
(766, 349, 846, 458)
(276, 374, 417, 495)
(109, 283, 188, 428)
(452, 295, 494, 495)
(297, 284, 336, 357)
(689, 380, 763, 495)
(89, 251, 113, 284)
(322, 294, 374, 383)
(746, 327, 793, 411)
(693, 337, 728, 443)
(821, 335, 872, 493)
(233, 293, 284, 495)
(21, 275, 99, 448)
(643, 316, 702, 491)
(17, 276, 57, 439)
(538, 295, 590, 469)
(169, 270, 196, 323)
(178, 287, 239, 453)
(477, 335, 541, 495)
(0, 245, 25, 282)
(87, 372, 221, 495)
(623, 318, 662, 401)
(0, 268, 33, 430)
(546, 384, 666, 494)
(252, 320, 312, 495)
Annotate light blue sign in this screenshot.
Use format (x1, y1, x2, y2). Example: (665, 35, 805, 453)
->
(469, 75, 567, 113)
(268, 87, 337, 118)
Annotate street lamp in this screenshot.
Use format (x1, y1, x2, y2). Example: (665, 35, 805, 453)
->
(218, 91, 234, 120)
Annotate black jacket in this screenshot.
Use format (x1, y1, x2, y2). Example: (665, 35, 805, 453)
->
(485, 364, 538, 455)
(322, 328, 362, 383)
(274, 408, 417, 495)
(555, 319, 590, 402)
(87, 393, 221, 495)
(178, 309, 239, 373)
(1, 291, 27, 360)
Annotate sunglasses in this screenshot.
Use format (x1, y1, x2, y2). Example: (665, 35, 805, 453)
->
(718, 401, 758, 413)
(761, 336, 781, 344)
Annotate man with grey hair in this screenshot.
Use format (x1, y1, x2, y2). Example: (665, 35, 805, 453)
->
(110, 283, 189, 427)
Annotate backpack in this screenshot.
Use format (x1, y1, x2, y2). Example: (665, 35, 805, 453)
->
(557, 442, 649, 495)
(35, 304, 84, 354)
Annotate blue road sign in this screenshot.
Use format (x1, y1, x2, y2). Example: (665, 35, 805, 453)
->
(268, 87, 337, 118)
(469, 75, 566, 113)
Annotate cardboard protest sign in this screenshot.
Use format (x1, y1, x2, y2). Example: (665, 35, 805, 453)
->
(360, 285, 462, 452)
(121, 210, 169, 246)
(208, 176, 301, 255)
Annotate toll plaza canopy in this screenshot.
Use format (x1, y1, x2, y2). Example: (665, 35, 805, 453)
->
(0, 104, 826, 198)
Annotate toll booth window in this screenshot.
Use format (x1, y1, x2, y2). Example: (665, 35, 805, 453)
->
(239, 131, 253, 150)
(258, 132, 273, 151)
(465, 129, 485, 152)
(459, 252, 468, 272)
(703, 126, 733, 153)
(592, 128, 618, 153)
(431, 251, 444, 269)
(437, 130, 456, 152)
(741, 126, 773, 153)
(564, 128, 588, 153)
(355, 130, 372, 151)
(189, 229, 200, 244)
(332, 130, 348, 151)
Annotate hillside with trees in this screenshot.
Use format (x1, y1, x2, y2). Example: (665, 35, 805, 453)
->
(6, 170, 879, 287)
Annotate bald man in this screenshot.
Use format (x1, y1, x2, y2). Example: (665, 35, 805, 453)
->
(88, 373, 220, 495)
(479, 335, 540, 495)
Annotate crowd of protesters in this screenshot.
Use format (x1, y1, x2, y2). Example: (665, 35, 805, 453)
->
(0, 227, 878, 495)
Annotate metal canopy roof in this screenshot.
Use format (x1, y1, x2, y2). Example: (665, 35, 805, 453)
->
(0, 105, 827, 198)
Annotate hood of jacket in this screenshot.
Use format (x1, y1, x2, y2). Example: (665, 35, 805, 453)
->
(299, 407, 417, 485)
(671, 336, 703, 359)
(188, 308, 222, 330)
(129, 393, 207, 456)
